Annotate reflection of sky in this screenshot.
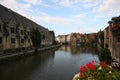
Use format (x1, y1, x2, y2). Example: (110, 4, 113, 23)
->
(75, 53, 100, 67)
(54, 50, 100, 76)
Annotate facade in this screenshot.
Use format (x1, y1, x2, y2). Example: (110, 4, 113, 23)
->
(55, 35, 68, 44)
(56, 33, 97, 46)
(104, 27, 109, 48)
(104, 16, 120, 62)
(0, 4, 55, 51)
(85, 33, 97, 44)
(70, 33, 77, 45)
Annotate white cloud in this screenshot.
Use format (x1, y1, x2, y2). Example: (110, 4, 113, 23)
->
(83, 0, 94, 3)
(52, 0, 81, 10)
(0, 0, 31, 17)
(96, 0, 120, 16)
(82, 0, 102, 8)
(51, 0, 102, 10)
(24, 0, 50, 7)
(75, 26, 99, 33)
(24, 0, 41, 4)
(30, 15, 84, 26)
(73, 14, 86, 19)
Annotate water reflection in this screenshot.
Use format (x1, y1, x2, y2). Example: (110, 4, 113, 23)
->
(0, 46, 99, 80)
(59, 45, 97, 54)
(0, 49, 55, 80)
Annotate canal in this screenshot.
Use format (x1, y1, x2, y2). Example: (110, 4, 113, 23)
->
(0, 45, 99, 80)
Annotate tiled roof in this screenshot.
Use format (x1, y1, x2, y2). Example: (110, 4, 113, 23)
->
(0, 4, 48, 32)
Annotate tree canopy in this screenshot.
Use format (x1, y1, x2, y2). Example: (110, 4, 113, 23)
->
(31, 28, 41, 48)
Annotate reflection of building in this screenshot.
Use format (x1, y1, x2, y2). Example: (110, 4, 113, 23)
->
(104, 16, 120, 62)
(59, 45, 97, 54)
(0, 4, 55, 51)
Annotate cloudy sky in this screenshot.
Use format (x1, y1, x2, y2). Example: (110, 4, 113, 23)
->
(0, 0, 120, 36)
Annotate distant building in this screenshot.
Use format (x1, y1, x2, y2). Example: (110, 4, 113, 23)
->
(86, 33, 97, 44)
(55, 34, 69, 44)
(56, 32, 97, 46)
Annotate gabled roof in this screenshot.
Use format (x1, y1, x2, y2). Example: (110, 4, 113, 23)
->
(0, 4, 48, 32)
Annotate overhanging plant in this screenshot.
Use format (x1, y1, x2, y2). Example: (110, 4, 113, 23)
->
(112, 27, 120, 36)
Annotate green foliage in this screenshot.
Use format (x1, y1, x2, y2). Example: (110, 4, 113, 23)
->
(31, 28, 41, 48)
(112, 27, 120, 36)
(100, 48, 112, 64)
(112, 16, 120, 24)
(98, 30, 104, 43)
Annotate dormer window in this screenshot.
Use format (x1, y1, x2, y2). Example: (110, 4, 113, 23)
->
(28, 32, 30, 35)
(0, 37, 2, 44)
(117, 36, 120, 42)
(11, 38, 15, 44)
(11, 28, 15, 33)
(21, 39, 24, 43)
(21, 30, 23, 35)
(28, 39, 30, 43)
(0, 24, 1, 32)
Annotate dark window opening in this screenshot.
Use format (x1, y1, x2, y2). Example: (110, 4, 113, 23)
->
(21, 30, 23, 35)
(118, 37, 120, 42)
(28, 39, 30, 43)
(0, 37, 2, 44)
(11, 28, 15, 33)
(11, 38, 15, 43)
(28, 32, 30, 35)
(0, 25, 1, 32)
(21, 39, 24, 43)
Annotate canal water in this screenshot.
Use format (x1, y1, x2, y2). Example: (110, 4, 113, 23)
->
(0, 45, 99, 80)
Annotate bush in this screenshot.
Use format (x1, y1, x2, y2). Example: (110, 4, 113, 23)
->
(100, 48, 112, 64)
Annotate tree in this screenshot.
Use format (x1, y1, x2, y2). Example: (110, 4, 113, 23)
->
(31, 28, 41, 49)
(98, 30, 104, 48)
(100, 48, 112, 65)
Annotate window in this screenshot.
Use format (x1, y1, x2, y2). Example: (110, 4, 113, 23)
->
(28, 39, 30, 43)
(21, 30, 23, 35)
(11, 28, 15, 33)
(118, 37, 120, 42)
(11, 38, 15, 43)
(0, 24, 1, 32)
(21, 39, 24, 43)
(0, 37, 2, 44)
(28, 32, 30, 35)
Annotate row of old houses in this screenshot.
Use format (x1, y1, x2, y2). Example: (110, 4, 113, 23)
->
(56, 33, 97, 46)
(104, 16, 120, 62)
(0, 4, 55, 51)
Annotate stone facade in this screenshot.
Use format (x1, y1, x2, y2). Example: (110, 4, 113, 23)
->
(104, 27, 109, 48)
(55, 35, 68, 44)
(0, 4, 55, 51)
(104, 16, 120, 62)
(56, 33, 97, 46)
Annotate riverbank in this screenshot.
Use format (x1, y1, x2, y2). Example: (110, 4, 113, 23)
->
(0, 44, 61, 64)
